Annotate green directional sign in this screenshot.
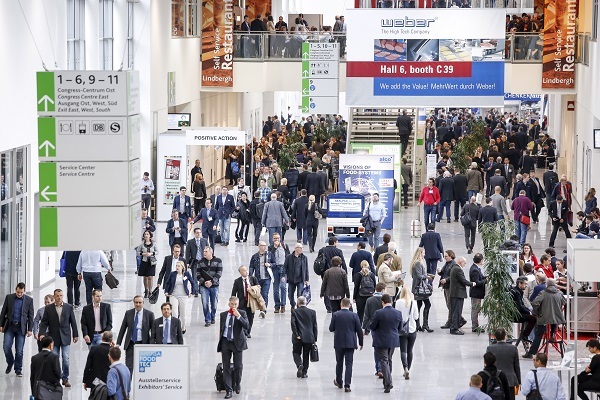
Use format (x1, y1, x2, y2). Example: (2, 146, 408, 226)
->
(39, 163, 58, 203)
(38, 118, 57, 158)
(302, 42, 310, 60)
(40, 208, 58, 247)
(37, 72, 55, 112)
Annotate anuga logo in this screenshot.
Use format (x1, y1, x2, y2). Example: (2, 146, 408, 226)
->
(381, 16, 437, 28)
(139, 351, 162, 372)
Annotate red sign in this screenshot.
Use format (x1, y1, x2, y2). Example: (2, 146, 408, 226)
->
(347, 61, 472, 78)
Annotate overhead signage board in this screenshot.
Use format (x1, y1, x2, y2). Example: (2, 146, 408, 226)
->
(39, 205, 141, 249)
(38, 160, 140, 207)
(133, 345, 190, 399)
(36, 71, 140, 116)
(38, 115, 140, 161)
(301, 42, 339, 114)
(345, 9, 506, 107)
(542, 0, 577, 89)
(186, 128, 246, 146)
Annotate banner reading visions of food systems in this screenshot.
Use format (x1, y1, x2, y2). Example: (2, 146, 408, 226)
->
(542, 0, 577, 89)
(201, 0, 234, 87)
(338, 154, 395, 230)
(349, 143, 402, 212)
(345, 9, 505, 107)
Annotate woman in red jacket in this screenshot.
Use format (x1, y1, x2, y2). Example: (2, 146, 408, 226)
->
(418, 178, 440, 228)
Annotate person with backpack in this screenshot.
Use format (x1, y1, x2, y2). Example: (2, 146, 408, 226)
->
(477, 352, 511, 400)
(396, 286, 419, 381)
(352, 260, 376, 323)
(320, 256, 350, 313)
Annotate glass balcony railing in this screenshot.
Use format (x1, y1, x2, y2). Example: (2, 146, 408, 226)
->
(230, 32, 590, 65)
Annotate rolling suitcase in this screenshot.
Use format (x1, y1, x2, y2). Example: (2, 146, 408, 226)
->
(411, 206, 421, 238)
(215, 363, 234, 392)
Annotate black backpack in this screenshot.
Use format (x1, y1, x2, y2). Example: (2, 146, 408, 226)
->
(313, 251, 327, 276)
(482, 370, 505, 400)
(358, 274, 375, 297)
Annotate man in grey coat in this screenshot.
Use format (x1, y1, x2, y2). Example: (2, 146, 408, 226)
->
(523, 279, 566, 359)
(487, 327, 521, 400)
(400, 158, 412, 209)
(261, 192, 290, 246)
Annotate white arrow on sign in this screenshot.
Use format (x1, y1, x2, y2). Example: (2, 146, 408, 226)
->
(302, 52, 310, 60)
(39, 140, 56, 157)
(302, 106, 309, 113)
(41, 186, 57, 202)
(37, 95, 55, 112)
(302, 88, 309, 95)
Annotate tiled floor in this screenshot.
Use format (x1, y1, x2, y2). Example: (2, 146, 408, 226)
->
(1, 204, 573, 399)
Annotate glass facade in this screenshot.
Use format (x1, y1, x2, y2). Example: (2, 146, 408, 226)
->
(0, 147, 28, 300)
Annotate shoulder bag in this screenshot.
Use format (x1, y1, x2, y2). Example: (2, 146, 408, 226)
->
(107, 367, 130, 400)
(35, 356, 64, 400)
(520, 213, 531, 226)
(398, 302, 413, 336)
(59, 253, 67, 278)
(525, 369, 543, 400)
(414, 277, 433, 298)
(460, 206, 472, 227)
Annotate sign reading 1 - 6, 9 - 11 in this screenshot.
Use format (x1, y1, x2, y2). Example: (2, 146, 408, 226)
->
(37, 71, 140, 116)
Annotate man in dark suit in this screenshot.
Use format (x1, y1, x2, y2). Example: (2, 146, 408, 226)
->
(548, 195, 572, 248)
(30, 337, 61, 399)
(186, 228, 209, 295)
(172, 186, 192, 222)
(157, 245, 185, 290)
(231, 266, 257, 337)
(80, 289, 112, 347)
(152, 303, 183, 345)
(61, 251, 82, 307)
(461, 197, 481, 254)
(501, 158, 516, 195)
(453, 168, 469, 221)
(166, 210, 188, 257)
(214, 186, 236, 246)
(329, 298, 363, 392)
(370, 294, 403, 393)
(348, 241, 375, 281)
(217, 297, 250, 399)
(373, 233, 392, 264)
(291, 189, 309, 245)
(396, 110, 412, 156)
(486, 328, 521, 400)
(436, 171, 455, 222)
(418, 223, 444, 276)
(489, 169, 508, 197)
(193, 198, 219, 250)
(528, 171, 545, 223)
(449, 258, 476, 336)
(38, 289, 79, 387)
(0, 282, 34, 376)
(469, 254, 486, 333)
(116, 296, 155, 373)
(305, 166, 326, 199)
(82, 331, 112, 392)
(478, 197, 500, 224)
(290, 296, 317, 379)
(518, 150, 536, 175)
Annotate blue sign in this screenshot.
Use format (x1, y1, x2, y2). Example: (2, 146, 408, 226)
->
(504, 93, 542, 102)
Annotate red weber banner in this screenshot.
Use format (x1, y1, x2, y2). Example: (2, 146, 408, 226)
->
(202, 0, 234, 87)
(542, 0, 577, 89)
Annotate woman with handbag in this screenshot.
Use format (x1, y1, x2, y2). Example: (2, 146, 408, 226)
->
(395, 286, 419, 380)
(306, 195, 323, 253)
(235, 192, 251, 242)
(352, 260, 377, 323)
(410, 248, 434, 333)
(137, 231, 158, 298)
(164, 261, 196, 334)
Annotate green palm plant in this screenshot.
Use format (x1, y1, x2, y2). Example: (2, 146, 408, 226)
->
(479, 219, 521, 337)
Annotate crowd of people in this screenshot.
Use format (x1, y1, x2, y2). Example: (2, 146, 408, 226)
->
(236, 13, 347, 58)
(3, 105, 598, 399)
(506, 13, 544, 60)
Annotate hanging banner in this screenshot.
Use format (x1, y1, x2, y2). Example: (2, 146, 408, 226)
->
(163, 156, 183, 205)
(345, 9, 506, 107)
(201, 0, 234, 87)
(244, 0, 272, 20)
(338, 154, 395, 230)
(542, 0, 577, 89)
